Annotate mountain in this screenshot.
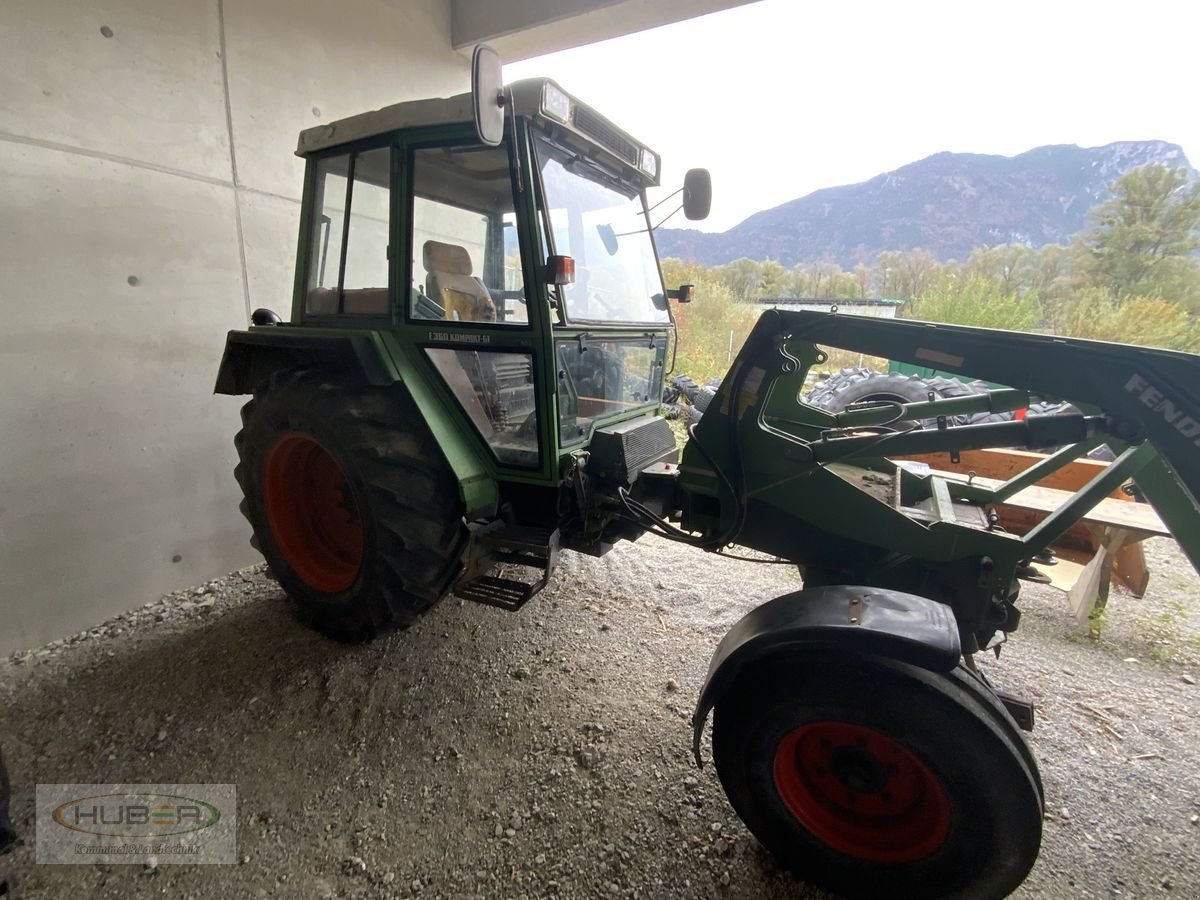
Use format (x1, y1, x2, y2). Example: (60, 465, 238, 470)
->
(656, 141, 1195, 268)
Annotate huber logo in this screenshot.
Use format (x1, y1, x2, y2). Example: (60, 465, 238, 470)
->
(37, 783, 236, 864)
(52, 794, 220, 838)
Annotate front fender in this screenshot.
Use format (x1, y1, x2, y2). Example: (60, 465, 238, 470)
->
(691, 585, 960, 765)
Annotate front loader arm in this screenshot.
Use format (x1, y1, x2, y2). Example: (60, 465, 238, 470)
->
(771, 311, 1200, 501)
(759, 310, 1200, 568)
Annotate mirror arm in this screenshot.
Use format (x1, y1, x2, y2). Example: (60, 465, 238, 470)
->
(651, 204, 685, 231)
(610, 202, 685, 237)
(646, 186, 683, 214)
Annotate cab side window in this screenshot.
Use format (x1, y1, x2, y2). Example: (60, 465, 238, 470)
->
(409, 145, 526, 325)
(305, 147, 391, 316)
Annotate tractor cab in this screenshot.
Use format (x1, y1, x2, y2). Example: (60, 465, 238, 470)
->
(270, 71, 707, 479)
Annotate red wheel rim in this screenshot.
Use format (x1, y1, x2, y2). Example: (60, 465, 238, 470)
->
(772, 721, 951, 863)
(263, 434, 364, 592)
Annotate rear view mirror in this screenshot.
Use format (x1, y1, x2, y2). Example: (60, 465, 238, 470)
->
(597, 223, 618, 256)
(683, 169, 712, 221)
(471, 45, 505, 146)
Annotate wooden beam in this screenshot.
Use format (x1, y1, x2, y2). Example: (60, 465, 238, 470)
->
(892, 448, 1131, 500)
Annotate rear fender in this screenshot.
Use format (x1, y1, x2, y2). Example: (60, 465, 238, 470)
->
(214, 329, 398, 395)
(213, 327, 500, 519)
(690, 585, 960, 765)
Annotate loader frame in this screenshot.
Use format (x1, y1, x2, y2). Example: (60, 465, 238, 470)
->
(672, 309, 1200, 652)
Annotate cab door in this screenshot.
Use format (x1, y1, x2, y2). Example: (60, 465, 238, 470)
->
(395, 127, 556, 482)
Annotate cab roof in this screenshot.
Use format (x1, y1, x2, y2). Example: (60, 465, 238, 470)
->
(295, 78, 659, 187)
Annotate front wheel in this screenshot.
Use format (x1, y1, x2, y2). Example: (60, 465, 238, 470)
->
(711, 653, 1043, 899)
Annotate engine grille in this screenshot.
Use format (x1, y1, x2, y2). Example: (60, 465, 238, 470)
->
(588, 416, 677, 485)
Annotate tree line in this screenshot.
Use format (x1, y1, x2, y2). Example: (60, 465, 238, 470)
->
(664, 164, 1200, 380)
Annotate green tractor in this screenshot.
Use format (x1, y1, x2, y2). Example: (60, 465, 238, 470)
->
(216, 48, 1200, 899)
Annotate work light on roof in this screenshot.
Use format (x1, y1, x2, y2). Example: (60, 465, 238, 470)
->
(639, 148, 658, 180)
(541, 83, 571, 123)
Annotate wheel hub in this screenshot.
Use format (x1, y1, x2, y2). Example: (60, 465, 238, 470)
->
(263, 433, 364, 593)
(773, 721, 951, 863)
(827, 743, 890, 794)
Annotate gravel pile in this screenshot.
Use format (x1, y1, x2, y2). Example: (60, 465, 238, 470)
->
(1, 535, 1197, 898)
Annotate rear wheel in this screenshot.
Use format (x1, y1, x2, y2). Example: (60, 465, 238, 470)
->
(234, 369, 467, 640)
(711, 652, 1043, 899)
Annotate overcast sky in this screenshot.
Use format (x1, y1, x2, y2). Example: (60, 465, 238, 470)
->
(505, 0, 1199, 233)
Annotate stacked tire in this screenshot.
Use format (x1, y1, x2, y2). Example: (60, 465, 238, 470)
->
(664, 374, 722, 426)
(663, 367, 1110, 458)
(806, 368, 1012, 426)
(805, 368, 1114, 459)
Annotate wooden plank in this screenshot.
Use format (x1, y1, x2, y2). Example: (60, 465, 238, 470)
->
(1003, 485, 1164, 536)
(990, 506, 1097, 553)
(929, 471, 1168, 537)
(893, 448, 1131, 500)
(1094, 528, 1132, 616)
(1113, 543, 1151, 597)
(1000, 484, 1164, 535)
(1044, 556, 1086, 593)
(1068, 541, 1113, 626)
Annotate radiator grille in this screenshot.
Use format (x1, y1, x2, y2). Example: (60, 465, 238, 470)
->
(589, 416, 677, 485)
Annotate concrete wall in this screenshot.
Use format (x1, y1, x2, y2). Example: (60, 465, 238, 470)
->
(0, 0, 469, 655)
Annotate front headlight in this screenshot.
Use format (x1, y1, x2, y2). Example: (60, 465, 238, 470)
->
(541, 83, 571, 123)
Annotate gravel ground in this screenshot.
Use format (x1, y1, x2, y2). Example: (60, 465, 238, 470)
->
(1, 535, 1198, 899)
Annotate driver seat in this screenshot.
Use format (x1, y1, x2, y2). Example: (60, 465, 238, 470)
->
(423, 240, 495, 323)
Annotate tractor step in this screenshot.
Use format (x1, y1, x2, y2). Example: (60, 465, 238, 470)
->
(996, 690, 1036, 731)
(455, 575, 537, 611)
(454, 525, 560, 612)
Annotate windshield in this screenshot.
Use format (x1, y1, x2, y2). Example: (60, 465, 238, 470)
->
(535, 135, 669, 325)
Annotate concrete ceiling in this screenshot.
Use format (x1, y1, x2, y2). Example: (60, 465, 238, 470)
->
(450, 0, 759, 62)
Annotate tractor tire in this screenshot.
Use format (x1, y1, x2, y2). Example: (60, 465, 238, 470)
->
(670, 373, 719, 425)
(234, 369, 468, 641)
(672, 374, 700, 402)
(807, 368, 1011, 426)
(711, 651, 1043, 900)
